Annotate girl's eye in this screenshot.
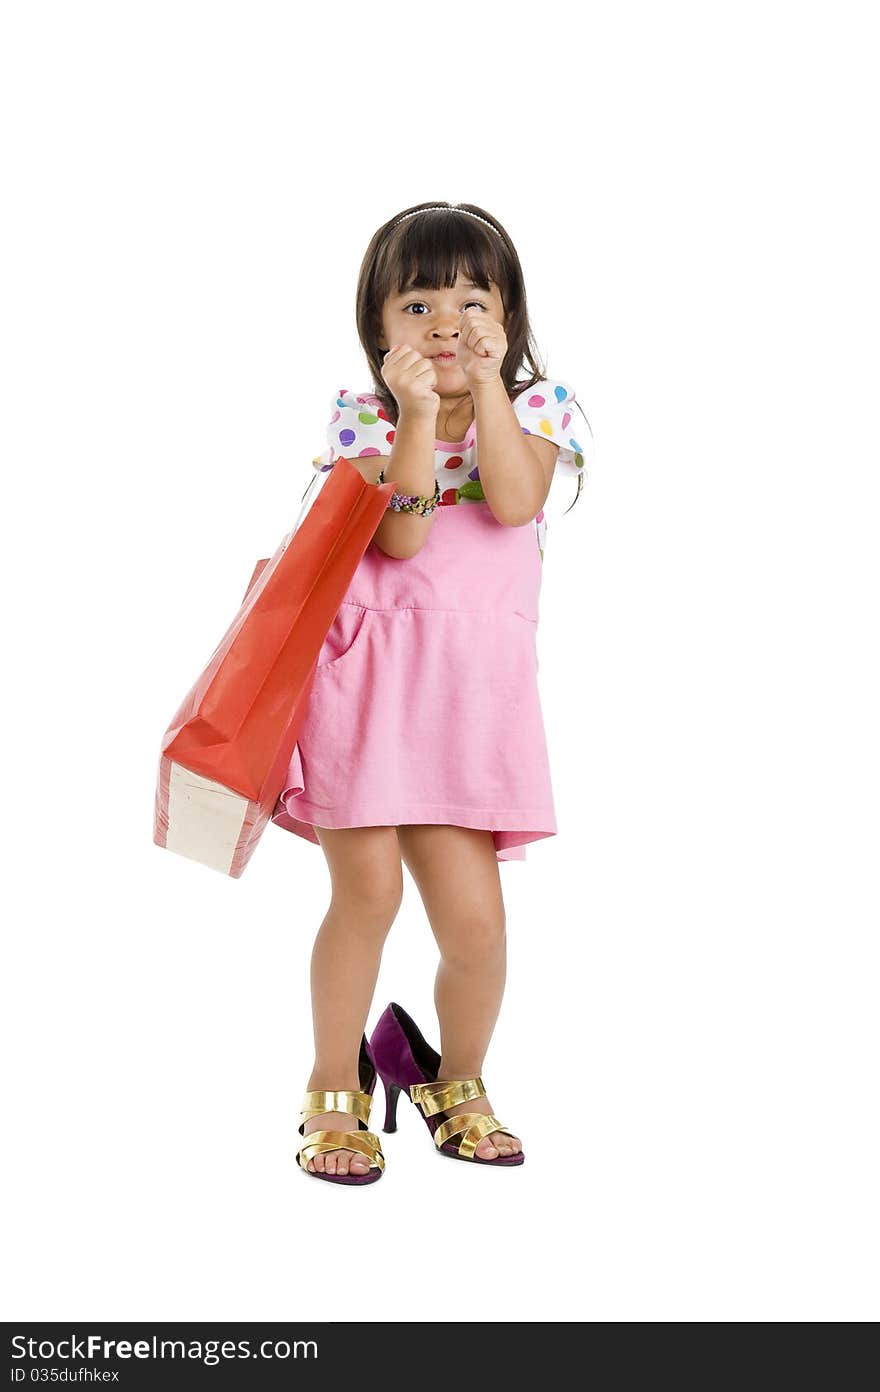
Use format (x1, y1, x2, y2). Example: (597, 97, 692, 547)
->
(403, 300, 487, 314)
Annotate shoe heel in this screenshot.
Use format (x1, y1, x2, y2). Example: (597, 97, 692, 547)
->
(382, 1079, 402, 1133)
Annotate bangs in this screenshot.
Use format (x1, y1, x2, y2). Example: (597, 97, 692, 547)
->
(386, 211, 506, 299)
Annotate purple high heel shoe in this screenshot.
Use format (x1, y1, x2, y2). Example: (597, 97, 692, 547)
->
(369, 1003, 525, 1166)
(295, 1035, 386, 1185)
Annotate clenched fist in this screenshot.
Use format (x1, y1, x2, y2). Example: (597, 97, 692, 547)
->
(381, 345, 440, 419)
(456, 308, 508, 386)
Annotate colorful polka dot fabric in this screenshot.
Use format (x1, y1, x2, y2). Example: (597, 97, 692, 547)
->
(311, 378, 585, 561)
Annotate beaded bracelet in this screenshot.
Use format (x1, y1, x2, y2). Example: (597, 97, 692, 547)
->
(376, 466, 441, 516)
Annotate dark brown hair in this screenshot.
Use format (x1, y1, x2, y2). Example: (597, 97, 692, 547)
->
(353, 201, 588, 512)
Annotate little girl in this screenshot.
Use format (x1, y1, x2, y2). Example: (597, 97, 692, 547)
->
(270, 201, 588, 1184)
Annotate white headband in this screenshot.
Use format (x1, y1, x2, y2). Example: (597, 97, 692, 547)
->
(392, 206, 501, 235)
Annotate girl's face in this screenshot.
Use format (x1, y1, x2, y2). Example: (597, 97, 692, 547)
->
(377, 271, 507, 394)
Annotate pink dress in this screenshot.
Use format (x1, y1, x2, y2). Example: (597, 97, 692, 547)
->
(271, 380, 585, 862)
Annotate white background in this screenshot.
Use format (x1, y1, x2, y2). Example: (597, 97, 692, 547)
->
(2, 0, 878, 1323)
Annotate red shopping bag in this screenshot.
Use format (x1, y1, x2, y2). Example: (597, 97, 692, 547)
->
(154, 457, 394, 877)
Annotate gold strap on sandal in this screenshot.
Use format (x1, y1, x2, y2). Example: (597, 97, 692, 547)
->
(300, 1089, 372, 1125)
(298, 1129, 386, 1172)
(409, 1077, 486, 1115)
(410, 1077, 517, 1159)
(434, 1112, 517, 1159)
(296, 1089, 385, 1172)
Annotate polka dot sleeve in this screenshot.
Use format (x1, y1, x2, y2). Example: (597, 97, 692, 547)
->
(511, 378, 586, 481)
(311, 389, 397, 472)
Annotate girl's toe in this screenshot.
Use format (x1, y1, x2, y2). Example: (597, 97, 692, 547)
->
(312, 1154, 325, 1174)
(350, 1155, 369, 1173)
(475, 1136, 499, 1159)
(324, 1154, 338, 1174)
(336, 1153, 351, 1176)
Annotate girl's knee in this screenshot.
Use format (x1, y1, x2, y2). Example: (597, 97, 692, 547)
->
(439, 911, 507, 969)
(331, 865, 404, 930)
(319, 827, 404, 925)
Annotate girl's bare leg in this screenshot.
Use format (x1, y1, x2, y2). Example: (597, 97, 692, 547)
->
(396, 824, 522, 1160)
(302, 825, 403, 1176)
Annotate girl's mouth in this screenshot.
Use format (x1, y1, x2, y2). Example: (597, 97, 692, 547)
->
(432, 352, 457, 364)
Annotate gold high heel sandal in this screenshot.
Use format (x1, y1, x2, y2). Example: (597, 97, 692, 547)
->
(371, 1002, 524, 1166)
(408, 1077, 524, 1164)
(295, 1036, 386, 1186)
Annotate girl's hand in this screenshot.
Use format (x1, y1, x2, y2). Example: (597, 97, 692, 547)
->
(381, 345, 440, 419)
(456, 309, 508, 385)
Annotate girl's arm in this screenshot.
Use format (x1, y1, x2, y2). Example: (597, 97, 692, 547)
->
(470, 378, 558, 527)
(346, 409, 439, 561)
